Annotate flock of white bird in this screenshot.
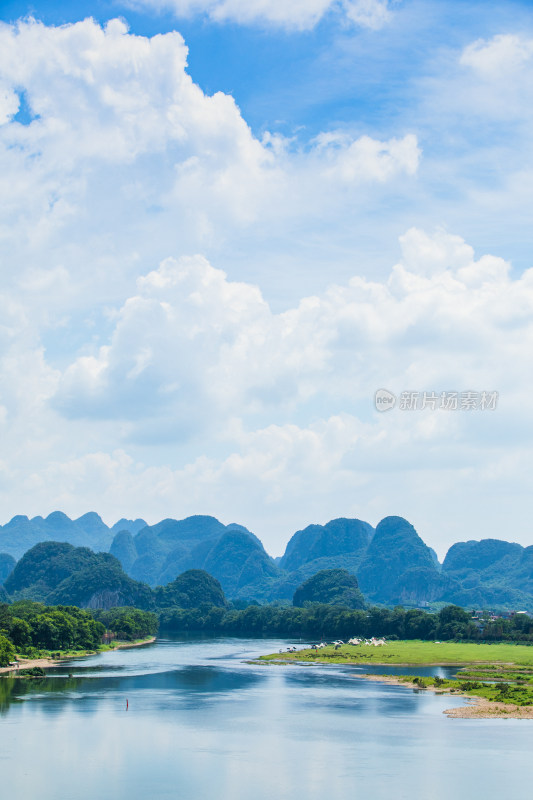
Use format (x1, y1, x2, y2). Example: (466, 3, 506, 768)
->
(280, 637, 387, 654)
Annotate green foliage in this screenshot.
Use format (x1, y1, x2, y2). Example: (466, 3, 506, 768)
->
(293, 569, 365, 609)
(4, 541, 154, 610)
(442, 539, 533, 609)
(0, 601, 104, 652)
(436, 605, 477, 640)
(280, 518, 373, 572)
(155, 569, 228, 609)
(48, 561, 154, 610)
(395, 672, 533, 706)
(5, 541, 96, 594)
(0, 553, 16, 585)
(109, 530, 138, 573)
(90, 607, 158, 640)
(3, 513, 533, 609)
(458, 681, 483, 691)
(0, 633, 15, 667)
(9, 617, 32, 647)
(403, 609, 438, 639)
(18, 666, 46, 678)
(357, 517, 441, 605)
(157, 601, 533, 644)
(110, 515, 282, 597)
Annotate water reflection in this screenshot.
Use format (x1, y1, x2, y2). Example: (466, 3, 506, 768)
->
(1, 636, 532, 800)
(1, 663, 262, 715)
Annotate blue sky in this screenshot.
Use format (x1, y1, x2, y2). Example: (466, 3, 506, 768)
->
(0, 0, 532, 556)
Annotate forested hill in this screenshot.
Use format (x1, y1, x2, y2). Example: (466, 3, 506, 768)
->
(3, 542, 154, 610)
(1, 512, 532, 611)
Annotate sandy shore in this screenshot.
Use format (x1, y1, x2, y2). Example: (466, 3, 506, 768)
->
(0, 636, 156, 675)
(0, 656, 59, 675)
(443, 697, 533, 719)
(357, 673, 533, 719)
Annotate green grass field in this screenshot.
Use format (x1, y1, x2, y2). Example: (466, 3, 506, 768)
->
(259, 640, 533, 707)
(260, 640, 533, 666)
(396, 673, 533, 707)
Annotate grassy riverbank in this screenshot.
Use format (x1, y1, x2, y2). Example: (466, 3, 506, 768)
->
(260, 640, 533, 666)
(381, 669, 533, 706)
(358, 673, 533, 718)
(0, 635, 156, 675)
(259, 640, 533, 717)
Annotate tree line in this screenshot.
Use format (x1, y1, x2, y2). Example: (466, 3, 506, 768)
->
(3, 598, 532, 668)
(0, 601, 158, 665)
(158, 603, 533, 642)
(90, 607, 158, 641)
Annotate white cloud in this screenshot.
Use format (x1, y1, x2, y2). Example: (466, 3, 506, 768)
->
(460, 34, 533, 78)
(2, 225, 532, 554)
(342, 0, 391, 30)
(2, 16, 533, 556)
(4, 400, 531, 557)
(443, 32, 533, 124)
(396, 228, 474, 277)
(312, 132, 420, 183)
(0, 17, 270, 169)
(126, 0, 392, 30)
(54, 229, 532, 446)
(0, 17, 418, 323)
(0, 85, 19, 125)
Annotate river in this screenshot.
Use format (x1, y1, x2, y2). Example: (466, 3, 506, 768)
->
(1, 635, 531, 799)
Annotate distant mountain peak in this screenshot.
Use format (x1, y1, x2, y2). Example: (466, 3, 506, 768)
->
(76, 511, 104, 523)
(111, 518, 148, 536)
(45, 511, 72, 525)
(280, 517, 374, 573)
(8, 514, 29, 524)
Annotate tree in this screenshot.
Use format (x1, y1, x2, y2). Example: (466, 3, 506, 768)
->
(437, 605, 473, 640)
(293, 569, 365, 609)
(0, 634, 15, 667)
(9, 617, 32, 648)
(155, 570, 228, 609)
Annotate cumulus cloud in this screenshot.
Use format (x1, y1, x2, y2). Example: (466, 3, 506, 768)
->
(55, 228, 532, 442)
(0, 17, 270, 192)
(2, 16, 533, 554)
(0, 17, 278, 307)
(2, 224, 532, 552)
(126, 0, 392, 30)
(0, 17, 418, 320)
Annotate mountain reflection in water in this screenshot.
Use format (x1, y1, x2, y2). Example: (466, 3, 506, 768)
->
(0, 636, 531, 800)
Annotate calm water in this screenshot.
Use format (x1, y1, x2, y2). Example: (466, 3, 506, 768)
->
(1, 636, 531, 800)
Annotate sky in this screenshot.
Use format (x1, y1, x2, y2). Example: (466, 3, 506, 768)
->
(0, 0, 532, 558)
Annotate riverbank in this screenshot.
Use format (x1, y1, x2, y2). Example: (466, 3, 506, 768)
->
(259, 640, 533, 719)
(357, 673, 533, 719)
(260, 639, 533, 666)
(101, 636, 156, 651)
(0, 636, 156, 675)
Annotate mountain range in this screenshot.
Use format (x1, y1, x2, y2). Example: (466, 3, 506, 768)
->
(0, 512, 531, 610)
